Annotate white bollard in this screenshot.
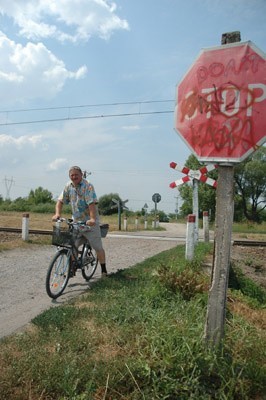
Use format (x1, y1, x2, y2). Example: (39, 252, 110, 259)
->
(135, 217, 139, 230)
(123, 217, 128, 231)
(144, 219, 148, 230)
(203, 211, 210, 242)
(22, 213, 30, 241)
(186, 214, 195, 260)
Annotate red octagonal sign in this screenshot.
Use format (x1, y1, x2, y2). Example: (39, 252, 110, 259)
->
(175, 41, 266, 163)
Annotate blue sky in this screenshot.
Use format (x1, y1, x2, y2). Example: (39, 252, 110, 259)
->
(0, 0, 265, 214)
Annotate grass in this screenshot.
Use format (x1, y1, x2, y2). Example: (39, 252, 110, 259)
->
(232, 221, 266, 240)
(0, 243, 265, 400)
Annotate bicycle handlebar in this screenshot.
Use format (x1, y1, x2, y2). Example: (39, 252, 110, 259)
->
(55, 218, 91, 231)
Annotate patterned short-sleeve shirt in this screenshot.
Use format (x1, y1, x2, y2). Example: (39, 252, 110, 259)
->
(58, 178, 98, 222)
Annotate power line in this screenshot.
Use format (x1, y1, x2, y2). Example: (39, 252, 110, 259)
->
(0, 99, 174, 126)
(0, 99, 174, 114)
(0, 110, 174, 127)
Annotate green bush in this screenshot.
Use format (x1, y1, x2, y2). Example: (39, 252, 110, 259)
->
(229, 263, 266, 304)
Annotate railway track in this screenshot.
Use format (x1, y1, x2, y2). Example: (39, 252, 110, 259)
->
(0, 227, 265, 247)
(0, 227, 52, 235)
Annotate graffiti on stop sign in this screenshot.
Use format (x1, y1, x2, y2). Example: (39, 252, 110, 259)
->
(181, 82, 264, 121)
(175, 41, 266, 162)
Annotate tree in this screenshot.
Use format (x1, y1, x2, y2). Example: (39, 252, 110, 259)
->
(234, 147, 266, 222)
(98, 193, 122, 215)
(28, 187, 53, 205)
(178, 154, 217, 220)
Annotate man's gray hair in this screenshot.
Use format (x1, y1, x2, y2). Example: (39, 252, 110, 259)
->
(69, 166, 82, 174)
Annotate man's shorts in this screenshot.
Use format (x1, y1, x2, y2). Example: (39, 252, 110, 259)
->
(75, 224, 103, 252)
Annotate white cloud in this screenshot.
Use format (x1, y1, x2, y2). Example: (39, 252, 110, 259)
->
(0, 133, 43, 148)
(122, 125, 141, 131)
(0, 0, 129, 43)
(47, 158, 68, 171)
(0, 32, 87, 102)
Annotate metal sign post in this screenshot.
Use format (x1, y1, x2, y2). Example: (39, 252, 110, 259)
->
(170, 162, 217, 243)
(111, 198, 129, 231)
(152, 193, 161, 220)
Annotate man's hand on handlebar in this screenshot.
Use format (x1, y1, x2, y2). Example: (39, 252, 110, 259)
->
(86, 218, 96, 227)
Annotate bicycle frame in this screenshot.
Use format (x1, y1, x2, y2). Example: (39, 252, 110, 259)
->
(46, 218, 99, 299)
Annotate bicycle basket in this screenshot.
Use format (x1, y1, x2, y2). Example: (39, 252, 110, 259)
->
(100, 223, 109, 238)
(52, 226, 75, 246)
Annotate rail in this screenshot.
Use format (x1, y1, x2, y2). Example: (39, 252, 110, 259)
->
(0, 227, 265, 247)
(0, 227, 52, 235)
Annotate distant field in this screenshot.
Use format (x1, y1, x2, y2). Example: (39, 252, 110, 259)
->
(0, 211, 156, 232)
(0, 211, 119, 231)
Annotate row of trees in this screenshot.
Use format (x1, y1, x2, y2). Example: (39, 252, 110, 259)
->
(0, 147, 265, 222)
(178, 147, 266, 222)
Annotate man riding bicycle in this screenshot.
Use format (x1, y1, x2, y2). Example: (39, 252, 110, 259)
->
(52, 166, 107, 276)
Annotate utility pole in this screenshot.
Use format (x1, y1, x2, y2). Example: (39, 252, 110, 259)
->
(4, 176, 15, 199)
(174, 195, 179, 219)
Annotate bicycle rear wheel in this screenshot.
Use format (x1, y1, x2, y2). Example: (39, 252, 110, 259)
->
(46, 249, 71, 299)
(81, 245, 98, 281)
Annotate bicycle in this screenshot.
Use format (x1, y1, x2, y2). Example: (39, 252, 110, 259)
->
(46, 218, 109, 299)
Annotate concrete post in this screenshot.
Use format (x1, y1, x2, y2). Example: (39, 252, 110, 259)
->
(123, 217, 127, 231)
(186, 214, 195, 260)
(205, 31, 240, 348)
(203, 211, 210, 242)
(22, 213, 29, 241)
(144, 219, 148, 230)
(135, 217, 139, 230)
(205, 166, 235, 346)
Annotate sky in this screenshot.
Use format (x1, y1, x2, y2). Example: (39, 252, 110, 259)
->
(0, 0, 265, 214)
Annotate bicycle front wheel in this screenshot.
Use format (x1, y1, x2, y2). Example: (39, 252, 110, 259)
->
(46, 249, 71, 299)
(81, 245, 98, 281)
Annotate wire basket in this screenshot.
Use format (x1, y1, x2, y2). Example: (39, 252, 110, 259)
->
(52, 226, 75, 246)
(100, 223, 109, 238)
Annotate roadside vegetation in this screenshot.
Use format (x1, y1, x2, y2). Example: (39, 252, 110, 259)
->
(0, 242, 265, 399)
(0, 148, 265, 397)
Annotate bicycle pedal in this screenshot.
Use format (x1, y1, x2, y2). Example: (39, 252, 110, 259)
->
(85, 256, 94, 263)
(69, 269, 76, 278)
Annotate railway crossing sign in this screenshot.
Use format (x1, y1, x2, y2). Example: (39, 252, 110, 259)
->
(169, 162, 217, 188)
(111, 198, 128, 231)
(174, 41, 266, 163)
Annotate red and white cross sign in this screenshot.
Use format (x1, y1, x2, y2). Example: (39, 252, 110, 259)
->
(169, 162, 217, 188)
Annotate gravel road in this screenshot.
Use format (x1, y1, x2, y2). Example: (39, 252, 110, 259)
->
(0, 223, 187, 339)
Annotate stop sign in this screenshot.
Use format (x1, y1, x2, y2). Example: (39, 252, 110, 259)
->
(175, 41, 266, 163)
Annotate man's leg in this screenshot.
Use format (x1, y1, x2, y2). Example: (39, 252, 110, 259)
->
(97, 248, 107, 274)
(85, 229, 107, 276)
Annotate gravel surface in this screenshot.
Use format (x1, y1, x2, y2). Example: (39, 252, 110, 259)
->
(0, 223, 184, 339)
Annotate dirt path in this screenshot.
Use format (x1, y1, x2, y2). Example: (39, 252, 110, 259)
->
(0, 223, 185, 339)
